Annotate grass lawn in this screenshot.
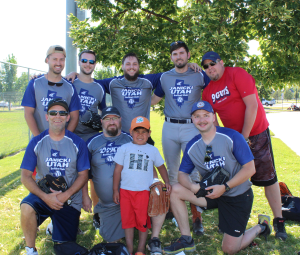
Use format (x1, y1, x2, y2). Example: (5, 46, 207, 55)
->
(0, 111, 299, 254)
(0, 109, 29, 158)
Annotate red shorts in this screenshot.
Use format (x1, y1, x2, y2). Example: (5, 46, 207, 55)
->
(120, 189, 151, 232)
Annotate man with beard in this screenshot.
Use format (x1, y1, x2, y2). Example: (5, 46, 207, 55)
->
(20, 99, 90, 255)
(151, 41, 210, 235)
(85, 106, 133, 242)
(22, 45, 81, 136)
(73, 50, 106, 228)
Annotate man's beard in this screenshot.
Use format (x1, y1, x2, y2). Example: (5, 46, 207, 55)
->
(80, 66, 93, 76)
(106, 125, 119, 136)
(50, 66, 63, 75)
(124, 70, 139, 81)
(175, 60, 188, 69)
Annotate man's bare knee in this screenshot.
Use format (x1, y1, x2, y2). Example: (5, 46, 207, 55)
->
(222, 243, 240, 255)
(21, 203, 36, 216)
(170, 183, 183, 197)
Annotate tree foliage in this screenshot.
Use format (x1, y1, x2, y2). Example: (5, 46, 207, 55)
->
(284, 88, 293, 100)
(69, 0, 300, 88)
(1, 54, 17, 92)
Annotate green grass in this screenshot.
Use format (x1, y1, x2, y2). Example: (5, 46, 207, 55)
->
(0, 109, 29, 158)
(0, 111, 300, 254)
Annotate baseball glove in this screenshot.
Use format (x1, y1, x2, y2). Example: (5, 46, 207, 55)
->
(148, 181, 170, 217)
(37, 174, 68, 194)
(194, 166, 230, 198)
(80, 110, 102, 131)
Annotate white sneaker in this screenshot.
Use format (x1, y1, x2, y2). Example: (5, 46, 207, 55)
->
(46, 221, 53, 235)
(25, 246, 38, 255)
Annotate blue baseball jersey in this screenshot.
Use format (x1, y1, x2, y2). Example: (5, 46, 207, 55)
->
(180, 126, 254, 196)
(20, 129, 90, 211)
(21, 75, 81, 133)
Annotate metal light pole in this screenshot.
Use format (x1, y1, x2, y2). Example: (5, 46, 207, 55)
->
(66, 0, 86, 75)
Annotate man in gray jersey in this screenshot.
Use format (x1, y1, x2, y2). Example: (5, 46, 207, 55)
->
(164, 101, 271, 254)
(20, 99, 90, 255)
(73, 50, 106, 228)
(151, 41, 209, 235)
(22, 45, 81, 136)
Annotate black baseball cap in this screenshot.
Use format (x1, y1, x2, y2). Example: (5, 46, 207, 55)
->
(47, 98, 69, 112)
(101, 106, 121, 119)
(201, 51, 221, 66)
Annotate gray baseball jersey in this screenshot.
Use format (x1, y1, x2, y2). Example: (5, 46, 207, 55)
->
(154, 68, 205, 119)
(180, 126, 254, 197)
(86, 132, 132, 207)
(101, 74, 162, 133)
(20, 129, 90, 211)
(73, 78, 106, 141)
(22, 75, 81, 133)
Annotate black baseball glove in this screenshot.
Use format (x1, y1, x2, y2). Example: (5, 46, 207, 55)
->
(80, 110, 102, 131)
(37, 174, 68, 194)
(194, 166, 230, 198)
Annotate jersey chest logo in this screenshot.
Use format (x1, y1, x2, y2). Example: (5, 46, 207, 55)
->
(78, 88, 97, 116)
(41, 90, 62, 111)
(121, 87, 142, 108)
(211, 86, 231, 104)
(129, 153, 150, 171)
(204, 152, 226, 170)
(45, 149, 71, 177)
(99, 141, 121, 166)
(170, 79, 193, 107)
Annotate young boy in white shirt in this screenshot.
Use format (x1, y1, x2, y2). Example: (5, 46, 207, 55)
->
(113, 116, 171, 255)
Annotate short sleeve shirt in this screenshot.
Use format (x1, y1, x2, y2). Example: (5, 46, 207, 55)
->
(180, 126, 253, 197)
(20, 130, 90, 211)
(202, 67, 269, 136)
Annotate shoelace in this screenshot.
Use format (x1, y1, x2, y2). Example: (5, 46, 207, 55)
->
(276, 220, 286, 232)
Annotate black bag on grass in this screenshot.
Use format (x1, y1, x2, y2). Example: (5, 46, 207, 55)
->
(54, 241, 89, 255)
(282, 195, 300, 222)
(89, 242, 130, 255)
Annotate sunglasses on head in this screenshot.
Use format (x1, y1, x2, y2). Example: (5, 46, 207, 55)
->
(170, 41, 184, 47)
(204, 145, 212, 162)
(202, 59, 221, 70)
(81, 59, 95, 64)
(48, 110, 68, 116)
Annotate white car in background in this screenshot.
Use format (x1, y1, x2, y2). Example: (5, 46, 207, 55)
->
(261, 98, 276, 106)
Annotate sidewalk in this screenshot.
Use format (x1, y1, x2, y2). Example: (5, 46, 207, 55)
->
(266, 111, 300, 156)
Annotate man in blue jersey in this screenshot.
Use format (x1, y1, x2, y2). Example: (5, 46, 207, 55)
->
(20, 99, 90, 255)
(164, 101, 272, 254)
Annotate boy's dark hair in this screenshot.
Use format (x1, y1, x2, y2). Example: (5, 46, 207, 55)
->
(78, 50, 96, 60)
(170, 41, 189, 54)
(122, 52, 140, 65)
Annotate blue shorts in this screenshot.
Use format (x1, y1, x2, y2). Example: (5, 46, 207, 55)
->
(21, 193, 81, 242)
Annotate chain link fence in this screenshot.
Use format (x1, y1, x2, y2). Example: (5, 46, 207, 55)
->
(0, 61, 46, 158)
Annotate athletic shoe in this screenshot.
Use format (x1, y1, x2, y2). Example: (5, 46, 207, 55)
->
(273, 217, 288, 241)
(258, 214, 272, 241)
(46, 221, 53, 235)
(147, 237, 162, 255)
(25, 247, 38, 255)
(93, 213, 100, 230)
(192, 218, 204, 235)
(164, 236, 195, 254)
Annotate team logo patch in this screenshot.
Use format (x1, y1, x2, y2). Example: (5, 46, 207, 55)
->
(78, 88, 97, 116)
(197, 102, 205, 108)
(204, 152, 226, 170)
(136, 117, 144, 123)
(99, 141, 121, 166)
(41, 90, 62, 111)
(121, 87, 142, 109)
(169, 79, 193, 108)
(211, 86, 230, 104)
(45, 149, 71, 177)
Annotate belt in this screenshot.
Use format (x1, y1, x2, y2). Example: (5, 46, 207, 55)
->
(165, 117, 192, 124)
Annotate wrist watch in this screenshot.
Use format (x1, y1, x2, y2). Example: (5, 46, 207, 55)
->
(224, 183, 230, 192)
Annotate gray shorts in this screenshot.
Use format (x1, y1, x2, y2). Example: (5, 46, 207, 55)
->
(94, 203, 125, 242)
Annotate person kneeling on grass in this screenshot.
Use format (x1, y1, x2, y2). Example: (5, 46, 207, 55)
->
(164, 101, 272, 255)
(113, 116, 171, 255)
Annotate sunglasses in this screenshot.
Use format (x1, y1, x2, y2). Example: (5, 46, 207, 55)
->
(48, 81, 63, 87)
(170, 41, 184, 47)
(48, 110, 68, 116)
(81, 59, 95, 64)
(102, 117, 120, 122)
(204, 145, 212, 162)
(203, 59, 221, 70)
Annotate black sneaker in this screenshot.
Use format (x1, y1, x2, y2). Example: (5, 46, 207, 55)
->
(93, 213, 100, 230)
(147, 237, 162, 255)
(193, 218, 204, 235)
(164, 236, 195, 254)
(258, 214, 272, 241)
(273, 217, 287, 241)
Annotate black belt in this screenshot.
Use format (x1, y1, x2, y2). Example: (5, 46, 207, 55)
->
(165, 117, 192, 124)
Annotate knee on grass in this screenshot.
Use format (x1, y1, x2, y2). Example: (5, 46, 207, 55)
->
(222, 242, 241, 255)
